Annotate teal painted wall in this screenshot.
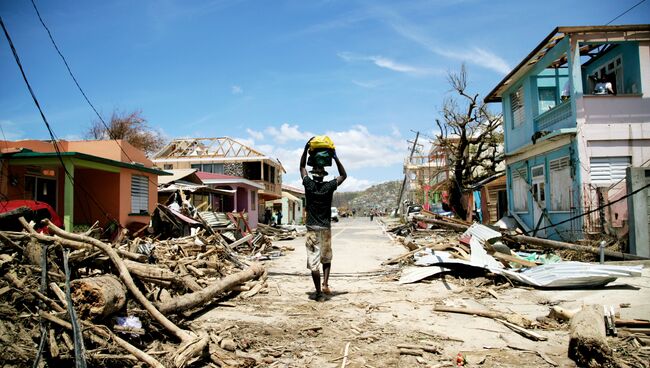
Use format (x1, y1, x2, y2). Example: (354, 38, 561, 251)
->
(502, 38, 572, 154)
(582, 42, 642, 94)
(506, 140, 582, 241)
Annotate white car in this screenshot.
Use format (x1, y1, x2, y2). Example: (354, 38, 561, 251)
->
(331, 207, 339, 222)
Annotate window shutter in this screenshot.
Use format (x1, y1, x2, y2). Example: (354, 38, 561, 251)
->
(550, 156, 571, 211)
(590, 157, 630, 186)
(131, 175, 149, 214)
(510, 86, 525, 127)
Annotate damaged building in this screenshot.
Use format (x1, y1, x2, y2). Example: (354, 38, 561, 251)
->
(484, 24, 650, 254)
(150, 137, 284, 225)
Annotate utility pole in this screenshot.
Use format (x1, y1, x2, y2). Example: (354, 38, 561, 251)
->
(395, 131, 420, 215)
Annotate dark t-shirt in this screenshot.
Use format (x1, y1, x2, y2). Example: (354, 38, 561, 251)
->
(303, 176, 338, 229)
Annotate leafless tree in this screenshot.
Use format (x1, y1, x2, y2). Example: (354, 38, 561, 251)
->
(86, 110, 165, 156)
(436, 65, 504, 219)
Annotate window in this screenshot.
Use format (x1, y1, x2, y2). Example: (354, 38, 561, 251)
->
(131, 175, 149, 214)
(251, 191, 256, 208)
(163, 164, 173, 170)
(511, 167, 528, 213)
(510, 86, 525, 128)
(538, 87, 557, 112)
(590, 156, 631, 186)
(591, 55, 623, 94)
(549, 157, 571, 211)
(191, 163, 224, 174)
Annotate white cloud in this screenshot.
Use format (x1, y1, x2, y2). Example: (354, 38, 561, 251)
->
(240, 124, 405, 195)
(338, 52, 436, 76)
(246, 128, 264, 141)
(324, 125, 406, 170)
(265, 123, 314, 144)
(351, 79, 380, 88)
(383, 12, 510, 74)
(232, 136, 256, 149)
(338, 176, 373, 192)
(231, 85, 243, 95)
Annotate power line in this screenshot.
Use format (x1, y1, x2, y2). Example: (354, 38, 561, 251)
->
(606, 0, 646, 25)
(535, 180, 650, 233)
(29, 0, 161, 187)
(1, 15, 112, 224)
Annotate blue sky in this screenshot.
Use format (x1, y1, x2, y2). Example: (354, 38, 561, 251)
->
(1, 0, 649, 191)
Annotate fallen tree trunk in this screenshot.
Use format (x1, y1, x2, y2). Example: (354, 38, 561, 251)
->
(156, 263, 264, 314)
(512, 235, 648, 260)
(413, 216, 469, 232)
(71, 275, 126, 320)
(568, 305, 613, 368)
(413, 215, 647, 260)
(23, 218, 193, 342)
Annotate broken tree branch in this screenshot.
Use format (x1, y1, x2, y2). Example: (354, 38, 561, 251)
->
(156, 263, 264, 314)
(31, 219, 193, 342)
(40, 312, 165, 368)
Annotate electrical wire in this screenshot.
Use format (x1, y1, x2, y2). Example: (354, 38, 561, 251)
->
(63, 249, 87, 368)
(606, 0, 646, 25)
(29, 0, 162, 188)
(534, 181, 650, 233)
(1, 15, 113, 224)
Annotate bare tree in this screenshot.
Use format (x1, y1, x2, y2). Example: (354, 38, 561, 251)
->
(86, 110, 165, 156)
(436, 65, 503, 219)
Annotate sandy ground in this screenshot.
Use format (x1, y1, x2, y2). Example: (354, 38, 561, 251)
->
(193, 216, 650, 368)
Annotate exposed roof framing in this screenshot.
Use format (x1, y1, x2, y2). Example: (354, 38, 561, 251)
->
(485, 24, 650, 103)
(152, 137, 265, 159)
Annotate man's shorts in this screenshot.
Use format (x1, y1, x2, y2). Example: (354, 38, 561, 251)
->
(305, 228, 332, 271)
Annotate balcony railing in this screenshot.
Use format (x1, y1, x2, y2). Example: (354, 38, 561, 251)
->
(534, 100, 573, 132)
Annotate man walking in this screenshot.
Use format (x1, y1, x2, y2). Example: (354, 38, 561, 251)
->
(300, 138, 347, 301)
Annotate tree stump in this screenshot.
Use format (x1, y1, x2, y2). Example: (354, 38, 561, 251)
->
(71, 275, 126, 320)
(568, 305, 613, 368)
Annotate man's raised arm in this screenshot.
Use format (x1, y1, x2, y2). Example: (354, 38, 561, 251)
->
(299, 138, 312, 179)
(333, 150, 347, 186)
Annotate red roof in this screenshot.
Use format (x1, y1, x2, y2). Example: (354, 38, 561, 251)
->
(195, 172, 243, 180)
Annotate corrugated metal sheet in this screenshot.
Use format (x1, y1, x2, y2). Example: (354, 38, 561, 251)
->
(496, 262, 643, 288)
(412, 248, 643, 288)
(462, 223, 502, 245)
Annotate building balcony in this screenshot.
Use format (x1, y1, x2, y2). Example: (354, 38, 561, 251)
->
(534, 100, 573, 132)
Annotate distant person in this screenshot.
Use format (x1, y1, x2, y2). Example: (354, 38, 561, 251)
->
(264, 208, 272, 225)
(592, 74, 615, 95)
(275, 209, 283, 225)
(300, 137, 347, 302)
(370, 209, 374, 222)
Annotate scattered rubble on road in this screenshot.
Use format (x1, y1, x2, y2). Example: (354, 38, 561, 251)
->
(381, 212, 650, 368)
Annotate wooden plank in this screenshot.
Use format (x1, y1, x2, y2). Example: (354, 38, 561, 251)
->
(491, 252, 538, 268)
(498, 319, 547, 341)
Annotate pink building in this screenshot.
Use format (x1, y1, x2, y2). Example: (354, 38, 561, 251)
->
(196, 172, 263, 228)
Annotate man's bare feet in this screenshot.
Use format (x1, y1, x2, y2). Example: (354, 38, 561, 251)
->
(322, 285, 331, 295)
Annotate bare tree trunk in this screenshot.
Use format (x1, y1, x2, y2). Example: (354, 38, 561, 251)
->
(156, 263, 264, 314)
(71, 275, 126, 320)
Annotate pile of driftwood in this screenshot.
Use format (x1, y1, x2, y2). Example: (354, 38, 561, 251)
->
(0, 216, 269, 367)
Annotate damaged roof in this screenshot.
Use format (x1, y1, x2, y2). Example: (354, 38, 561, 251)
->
(485, 24, 650, 103)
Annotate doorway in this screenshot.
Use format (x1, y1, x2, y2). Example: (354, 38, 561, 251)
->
(531, 165, 546, 237)
(25, 175, 57, 210)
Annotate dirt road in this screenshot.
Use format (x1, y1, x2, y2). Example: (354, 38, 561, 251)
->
(194, 217, 650, 367)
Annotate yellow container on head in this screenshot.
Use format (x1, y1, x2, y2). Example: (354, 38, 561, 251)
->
(309, 135, 335, 151)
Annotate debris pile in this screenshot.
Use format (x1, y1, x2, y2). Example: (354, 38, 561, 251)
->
(381, 212, 650, 368)
(0, 215, 275, 368)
